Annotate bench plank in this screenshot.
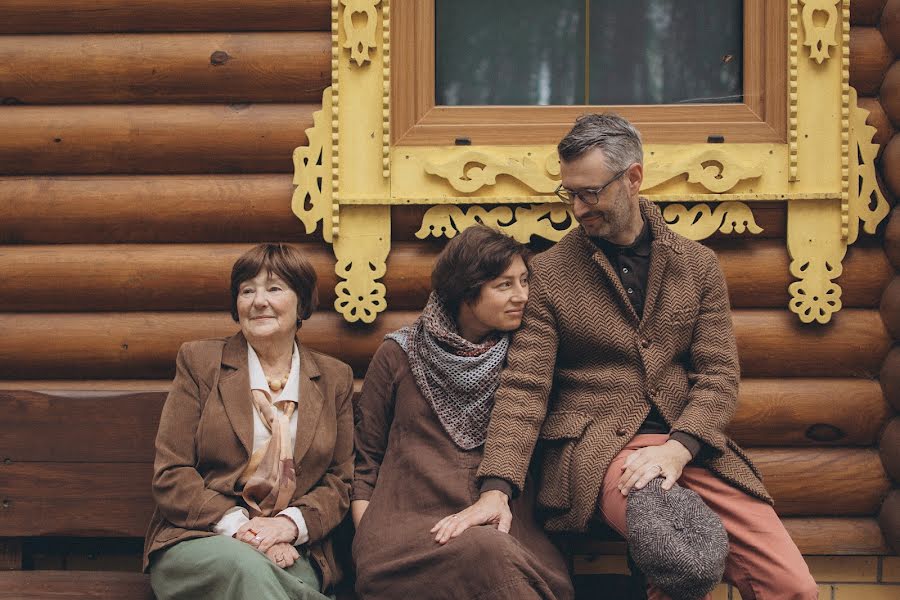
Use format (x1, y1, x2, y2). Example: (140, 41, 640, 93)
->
(0, 378, 889, 461)
(0, 391, 164, 462)
(0, 571, 152, 600)
(0, 449, 889, 537)
(0, 463, 154, 537)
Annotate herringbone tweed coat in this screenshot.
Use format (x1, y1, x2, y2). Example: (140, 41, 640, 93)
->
(477, 198, 771, 533)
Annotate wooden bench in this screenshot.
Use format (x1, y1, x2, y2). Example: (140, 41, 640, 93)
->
(0, 385, 893, 598)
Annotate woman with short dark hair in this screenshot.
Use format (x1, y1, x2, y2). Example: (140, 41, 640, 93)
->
(351, 226, 574, 600)
(144, 243, 354, 600)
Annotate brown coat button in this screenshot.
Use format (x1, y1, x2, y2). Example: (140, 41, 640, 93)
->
(641, 339, 651, 349)
(616, 427, 627, 436)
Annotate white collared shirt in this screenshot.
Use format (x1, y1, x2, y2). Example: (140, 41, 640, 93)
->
(212, 343, 310, 546)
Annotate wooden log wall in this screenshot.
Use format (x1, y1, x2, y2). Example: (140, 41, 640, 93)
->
(0, 0, 896, 578)
(876, 0, 900, 555)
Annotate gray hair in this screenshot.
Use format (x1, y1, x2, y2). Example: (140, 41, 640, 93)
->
(557, 113, 644, 170)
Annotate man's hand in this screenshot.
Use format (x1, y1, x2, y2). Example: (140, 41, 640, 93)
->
(235, 515, 299, 554)
(430, 490, 512, 544)
(264, 542, 300, 569)
(617, 439, 692, 495)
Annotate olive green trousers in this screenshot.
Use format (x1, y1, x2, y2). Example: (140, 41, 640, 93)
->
(150, 535, 334, 600)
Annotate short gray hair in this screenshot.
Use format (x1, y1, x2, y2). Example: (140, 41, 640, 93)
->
(557, 113, 644, 170)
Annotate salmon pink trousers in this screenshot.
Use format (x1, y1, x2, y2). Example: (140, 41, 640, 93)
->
(597, 434, 819, 600)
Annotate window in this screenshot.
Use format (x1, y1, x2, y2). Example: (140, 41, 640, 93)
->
(393, 0, 784, 145)
(436, 0, 744, 106)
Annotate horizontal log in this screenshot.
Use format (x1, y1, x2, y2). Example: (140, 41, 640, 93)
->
(747, 448, 890, 516)
(0, 243, 431, 312)
(0, 379, 885, 463)
(850, 27, 894, 96)
(0, 450, 886, 537)
(733, 309, 890, 378)
(786, 517, 889, 555)
(0, 175, 313, 244)
(883, 0, 900, 55)
(716, 239, 890, 308)
(0, 241, 889, 312)
(0, 104, 314, 175)
(0, 0, 330, 34)
(882, 277, 900, 338)
(880, 418, 900, 483)
(0, 33, 330, 105)
(0, 310, 889, 379)
(882, 346, 900, 412)
(0, 572, 153, 600)
(564, 518, 891, 556)
(729, 378, 890, 446)
(0, 175, 791, 243)
(887, 207, 900, 269)
(882, 62, 900, 128)
(880, 489, 900, 553)
(884, 132, 900, 201)
(851, 0, 888, 26)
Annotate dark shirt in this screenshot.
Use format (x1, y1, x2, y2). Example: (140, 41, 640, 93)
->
(592, 221, 701, 459)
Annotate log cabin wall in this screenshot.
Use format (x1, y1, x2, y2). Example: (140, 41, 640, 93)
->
(0, 0, 897, 597)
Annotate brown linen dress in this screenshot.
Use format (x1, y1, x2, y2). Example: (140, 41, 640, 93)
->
(352, 340, 574, 600)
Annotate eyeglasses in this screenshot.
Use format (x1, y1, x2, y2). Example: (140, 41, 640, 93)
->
(554, 168, 628, 205)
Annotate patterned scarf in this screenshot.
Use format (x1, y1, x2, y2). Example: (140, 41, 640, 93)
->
(387, 293, 510, 450)
(239, 389, 297, 517)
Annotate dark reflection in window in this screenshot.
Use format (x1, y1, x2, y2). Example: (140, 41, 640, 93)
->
(435, 0, 585, 105)
(589, 0, 742, 104)
(435, 0, 743, 106)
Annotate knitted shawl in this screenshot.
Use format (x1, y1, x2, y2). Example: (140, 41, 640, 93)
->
(387, 293, 509, 450)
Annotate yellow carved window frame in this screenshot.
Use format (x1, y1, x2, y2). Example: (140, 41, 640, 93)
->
(293, 0, 889, 325)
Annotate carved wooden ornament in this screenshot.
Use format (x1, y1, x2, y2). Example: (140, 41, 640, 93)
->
(293, 0, 888, 324)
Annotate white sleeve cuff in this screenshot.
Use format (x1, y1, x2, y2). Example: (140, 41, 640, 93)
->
(277, 507, 310, 545)
(212, 506, 249, 538)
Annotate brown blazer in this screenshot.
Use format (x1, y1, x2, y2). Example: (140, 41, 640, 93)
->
(477, 199, 770, 533)
(143, 332, 355, 590)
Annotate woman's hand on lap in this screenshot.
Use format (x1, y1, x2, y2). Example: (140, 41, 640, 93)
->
(235, 515, 299, 553)
(264, 542, 299, 568)
(430, 490, 512, 544)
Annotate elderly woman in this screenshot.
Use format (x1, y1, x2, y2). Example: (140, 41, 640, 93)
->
(351, 226, 574, 600)
(143, 243, 354, 600)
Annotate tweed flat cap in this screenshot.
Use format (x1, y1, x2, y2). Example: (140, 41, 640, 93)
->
(626, 479, 729, 600)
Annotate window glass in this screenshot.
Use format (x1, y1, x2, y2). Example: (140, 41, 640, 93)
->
(435, 0, 743, 106)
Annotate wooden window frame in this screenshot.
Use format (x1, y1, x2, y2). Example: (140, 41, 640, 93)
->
(392, 0, 786, 145)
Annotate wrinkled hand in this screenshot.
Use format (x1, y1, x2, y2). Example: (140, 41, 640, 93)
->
(235, 515, 299, 554)
(618, 440, 692, 496)
(430, 490, 512, 545)
(264, 542, 300, 569)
